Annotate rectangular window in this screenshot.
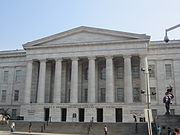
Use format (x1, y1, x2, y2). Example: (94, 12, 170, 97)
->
(1, 90, 6, 102)
(4, 71, 9, 82)
(14, 90, 19, 101)
(165, 64, 172, 79)
(12, 109, 17, 119)
(149, 65, 155, 78)
(133, 88, 141, 102)
(132, 66, 140, 78)
(116, 88, 124, 102)
(100, 67, 106, 80)
(152, 109, 157, 118)
(99, 88, 105, 102)
(15, 70, 22, 82)
(150, 87, 156, 101)
(81, 88, 88, 103)
(84, 68, 88, 80)
(117, 67, 124, 79)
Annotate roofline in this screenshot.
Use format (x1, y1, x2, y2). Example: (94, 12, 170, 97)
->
(24, 38, 150, 50)
(23, 26, 150, 48)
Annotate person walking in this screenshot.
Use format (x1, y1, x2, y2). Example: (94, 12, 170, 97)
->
(157, 126, 161, 135)
(104, 125, 108, 135)
(29, 122, 32, 132)
(10, 122, 15, 132)
(168, 127, 172, 135)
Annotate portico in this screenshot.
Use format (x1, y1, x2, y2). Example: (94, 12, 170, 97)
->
(21, 26, 150, 122)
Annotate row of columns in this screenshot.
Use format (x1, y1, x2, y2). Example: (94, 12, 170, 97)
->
(24, 55, 147, 104)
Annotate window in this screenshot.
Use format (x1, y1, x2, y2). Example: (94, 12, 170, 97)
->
(4, 71, 9, 82)
(1, 90, 6, 102)
(15, 70, 22, 82)
(14, 90, 19, 101)
(133, 88, 141, 102)
(65, 89, 70, 103)
(152, 109, 157, 118)
(165, 64, 172, 79)
(170, 109, 175, 115)
(149, 65, 155, 78)
(81, 88, 88, 103)
(12, 109, 17, 119)
(116, 88, 124, 102)
(84, 68, 88, 80)
(100, 67, 106, 80)
(99, 88, 105, 102)
(150, 87, 156, 101)
(132, 66, 140, 78)
(68, 67, 71, 81)
(117, 67, 124, 79)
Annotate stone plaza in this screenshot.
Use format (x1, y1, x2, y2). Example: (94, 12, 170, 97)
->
(0, 26, 180, 122)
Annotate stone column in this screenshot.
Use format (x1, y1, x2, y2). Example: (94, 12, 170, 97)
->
(106, 56, 115, 103)
(53, 58, 62, 103)
(88, 57, 96, 103)
(37, 59, 46, 103)
(124, 55, 133, 103)
(24, 60, 33, 104)
(140, 55, 147, 103)
(70, 58, 79, 103)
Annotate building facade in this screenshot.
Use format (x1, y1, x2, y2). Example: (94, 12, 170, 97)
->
(0, 26, 180, 122)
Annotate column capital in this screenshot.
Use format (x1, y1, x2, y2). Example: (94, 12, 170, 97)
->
(71, 57, 79, 61)
(88, 56, 96, 60)
(105, 56, 113, 59)
(123, 55, 131, 59)
(39, 59, 47, 62)
(55, 58, 63, 62)
(139, 54, 147, 59)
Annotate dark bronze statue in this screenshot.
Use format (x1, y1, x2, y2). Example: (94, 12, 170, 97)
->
(163, 85, 174, 115)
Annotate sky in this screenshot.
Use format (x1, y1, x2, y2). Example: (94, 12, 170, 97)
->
(0, 0, 180, 51)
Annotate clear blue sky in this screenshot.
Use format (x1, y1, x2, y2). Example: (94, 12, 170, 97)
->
(0, 0, 180, 50)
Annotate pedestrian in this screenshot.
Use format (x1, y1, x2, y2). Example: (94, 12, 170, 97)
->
(168, 127, 172, 135)
(157, 126, 161, 135)
(29, 122, 32, 132)
(6, 115, 10, 124)
(104, 125, 108, 135)
(11, 122, 15, 132)
(133, 114, 137, 122)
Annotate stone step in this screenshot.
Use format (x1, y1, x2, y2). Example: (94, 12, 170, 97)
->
(0, 121, 148, 135)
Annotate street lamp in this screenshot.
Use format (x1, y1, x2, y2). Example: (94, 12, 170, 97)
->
(141, 59, 153, 135)
(164, 24, 180, 43)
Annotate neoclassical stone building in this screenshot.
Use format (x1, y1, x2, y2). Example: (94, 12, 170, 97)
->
(0, 26, 180, 122)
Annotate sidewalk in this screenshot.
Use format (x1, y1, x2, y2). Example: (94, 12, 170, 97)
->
(0, 131, 84, 135)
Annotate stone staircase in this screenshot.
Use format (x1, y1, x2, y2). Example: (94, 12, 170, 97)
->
(155, 115, 180, 135)
(0, 121, 148, 135)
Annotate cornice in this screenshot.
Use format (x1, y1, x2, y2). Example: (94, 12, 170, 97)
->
(0, 50, 26, 58)
(24, 38, 150, 50)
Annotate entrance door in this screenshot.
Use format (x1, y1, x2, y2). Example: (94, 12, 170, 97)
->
(44, 108, 49, 121)
(61, 108, 67, 122)
(79, 108, 84, 122)
(97, 108, 103, 122)
(116, 108, 122, 122)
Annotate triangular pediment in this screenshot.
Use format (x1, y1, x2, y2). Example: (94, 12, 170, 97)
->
(23, 26, 150, 49)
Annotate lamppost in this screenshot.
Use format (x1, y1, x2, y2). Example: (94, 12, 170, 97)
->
(141, 57, 153, 135)
(164, 24, 180, 43)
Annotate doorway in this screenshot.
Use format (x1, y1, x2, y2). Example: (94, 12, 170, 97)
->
(61, 108, 67, 122)
(116, 108, 122, 122)
(97, 108, 103, 122)
(79, 108, 85, 122)
(44, 108, 49, 121)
